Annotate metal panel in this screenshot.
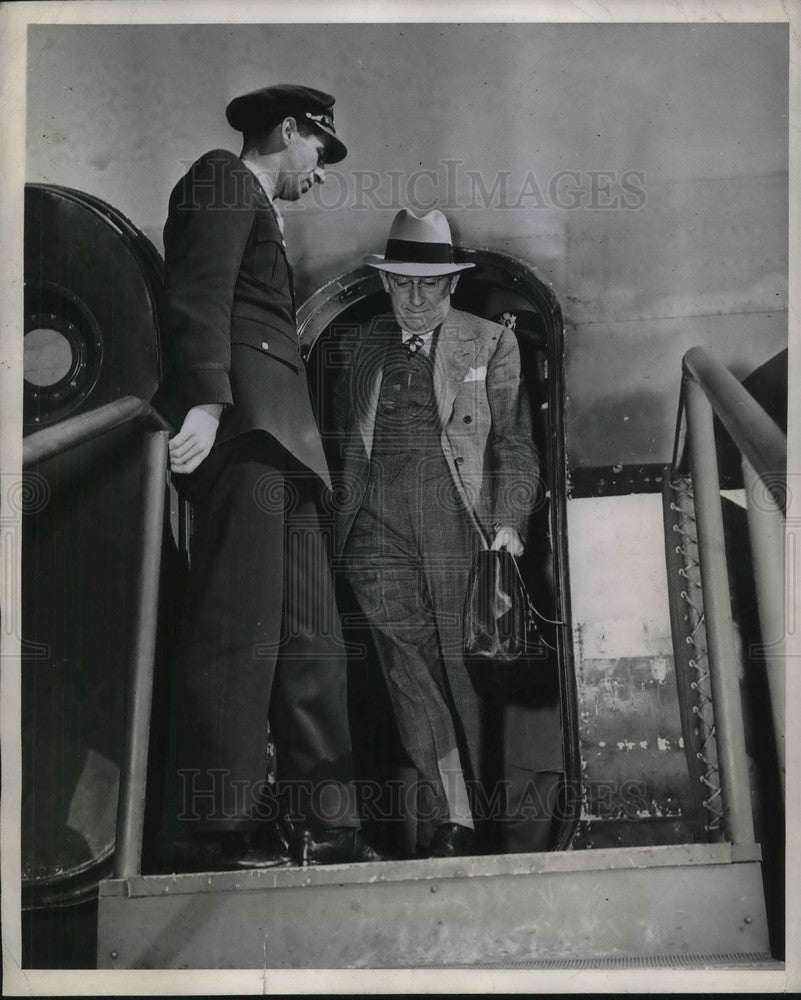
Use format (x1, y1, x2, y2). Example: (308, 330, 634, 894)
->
(97, 846, 768, 969)
(568, 495, 697, 847)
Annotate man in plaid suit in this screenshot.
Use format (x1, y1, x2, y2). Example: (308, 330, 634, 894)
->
(334, 209, 542, 857)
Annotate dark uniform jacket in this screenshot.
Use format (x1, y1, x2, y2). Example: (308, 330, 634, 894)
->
(152, 148, 331, 488)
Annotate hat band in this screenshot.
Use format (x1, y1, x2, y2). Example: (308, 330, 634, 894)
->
(384, 239, 454, 264)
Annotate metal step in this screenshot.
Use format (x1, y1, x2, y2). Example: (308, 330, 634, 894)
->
(97, 842, 770, 969)
(407, 953, 779, 970)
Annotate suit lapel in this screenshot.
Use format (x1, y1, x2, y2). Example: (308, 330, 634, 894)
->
(434, 308, 481, 427)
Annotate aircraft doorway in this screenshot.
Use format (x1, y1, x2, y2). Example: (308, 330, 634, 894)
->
(298, 249, 579, 856)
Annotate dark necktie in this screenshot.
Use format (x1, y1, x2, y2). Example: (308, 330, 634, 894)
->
(405, 334, 426, 356)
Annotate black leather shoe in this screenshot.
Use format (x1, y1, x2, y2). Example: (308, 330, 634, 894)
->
(281, 821, 386, 866)
(428, 822, 476, 858)
(166, 830, 293, 873)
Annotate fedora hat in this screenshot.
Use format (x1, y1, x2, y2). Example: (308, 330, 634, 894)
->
(364, 209, 475, 276)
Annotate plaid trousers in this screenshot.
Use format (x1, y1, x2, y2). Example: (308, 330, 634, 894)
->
(345, 448, 483, 848)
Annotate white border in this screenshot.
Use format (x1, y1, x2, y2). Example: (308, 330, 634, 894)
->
(1, 0, 798, 994)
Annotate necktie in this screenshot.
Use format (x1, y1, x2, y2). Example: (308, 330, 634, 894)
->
(405, 334, 426, 356)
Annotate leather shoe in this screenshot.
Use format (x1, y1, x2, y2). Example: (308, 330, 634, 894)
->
(166, 830, 293, 874)
(428, 822, 476, 858)
(280, 819, 386, 866)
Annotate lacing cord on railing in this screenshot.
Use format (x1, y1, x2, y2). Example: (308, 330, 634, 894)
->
(686, 648, 724, 833)
(668, 478, 724, 834)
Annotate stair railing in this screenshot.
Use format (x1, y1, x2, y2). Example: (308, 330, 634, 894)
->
(670, 347, 786, 845)
(23, 397, 172, 879)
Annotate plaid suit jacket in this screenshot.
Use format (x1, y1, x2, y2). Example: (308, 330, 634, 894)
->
(333, 307, 540, 553)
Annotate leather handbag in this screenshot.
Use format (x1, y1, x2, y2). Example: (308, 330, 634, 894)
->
(463, 549, 544, 662)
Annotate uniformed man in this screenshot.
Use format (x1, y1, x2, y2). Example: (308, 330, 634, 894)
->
(153, 84, 382, 870)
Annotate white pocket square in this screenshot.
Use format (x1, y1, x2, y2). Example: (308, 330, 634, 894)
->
(463, 365, 487, 382)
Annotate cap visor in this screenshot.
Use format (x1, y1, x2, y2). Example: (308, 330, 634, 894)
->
(364, 255, 475, 276)
(312, 125, 347, 164)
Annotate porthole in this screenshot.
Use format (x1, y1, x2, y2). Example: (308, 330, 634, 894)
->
(24, 327, 76, 387)
(24, 281, 104, 429)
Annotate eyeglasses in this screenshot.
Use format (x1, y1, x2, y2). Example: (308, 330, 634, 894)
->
(386, 275, 450, 290)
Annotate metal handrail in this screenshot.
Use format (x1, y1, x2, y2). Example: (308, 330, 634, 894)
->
(676, 347, 787, 502)
(670, 348, 786, 843)
(24, 396, 173, 880)
(23, 396, 171, 466)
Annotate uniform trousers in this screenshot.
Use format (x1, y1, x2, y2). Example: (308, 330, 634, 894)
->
(164, 431, 358, 837)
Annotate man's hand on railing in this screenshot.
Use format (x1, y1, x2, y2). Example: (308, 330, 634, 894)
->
(169, 404, 223, 474)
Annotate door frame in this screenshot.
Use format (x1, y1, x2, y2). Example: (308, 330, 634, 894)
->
(298, 247, 580, 852)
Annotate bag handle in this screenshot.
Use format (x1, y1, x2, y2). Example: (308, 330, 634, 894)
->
(505, 551, 565, 626)
(504, 552, 566, 653)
